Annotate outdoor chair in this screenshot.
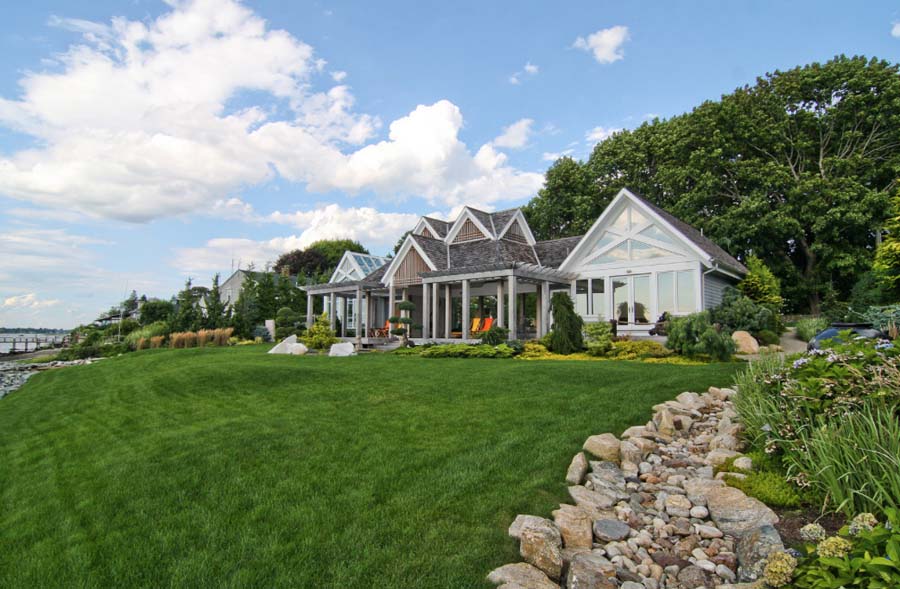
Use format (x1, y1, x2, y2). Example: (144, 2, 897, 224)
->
(473, 316, 493, 334)
(451, 317, 482, 338)
(371, 320, 391, 338)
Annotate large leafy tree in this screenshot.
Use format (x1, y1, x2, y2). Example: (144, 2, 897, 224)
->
(273, 239, 369, 283)
(526, 56, 900, 312)
(874, 189, 900, 295)
(523, 156, 600, 240)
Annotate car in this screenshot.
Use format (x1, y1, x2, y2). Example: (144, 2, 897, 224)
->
(807, 322, 887, 351)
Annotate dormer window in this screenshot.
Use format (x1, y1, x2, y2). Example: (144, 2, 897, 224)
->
(452, 218, 487, 243)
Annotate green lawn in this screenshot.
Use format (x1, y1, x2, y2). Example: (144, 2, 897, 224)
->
(0, 346, 739, 588)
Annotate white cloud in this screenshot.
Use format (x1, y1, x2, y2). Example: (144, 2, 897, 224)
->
(492, 118, 534, 149)
(509, 61, 539, 85)
(331, 70, 347, 82)
(892, 22, 900, 38)
(573, 25, 629, 64)
(542, 149, 574, 161)
(0, 0, 542, 221)
(2, 293, 61, 309)
(585, 125, 622, 143)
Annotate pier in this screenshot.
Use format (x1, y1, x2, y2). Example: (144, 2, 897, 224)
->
(0, 334, 70, 355)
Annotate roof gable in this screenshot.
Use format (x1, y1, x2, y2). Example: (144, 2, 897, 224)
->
(445, 207, 493, 243)
(328, 251, 390, 283)
(381, 234, 441, 284)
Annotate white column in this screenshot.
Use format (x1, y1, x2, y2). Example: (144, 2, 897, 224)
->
(422, 282, 431, 339)
(542, 281, 551, 333)
(432, 282, 439, 338)
(355, 287, 363, 347)
(329, 292, 336, 330)
(496, 280, 505, 328)
(388, 279, 395, 320)
(507, 275, 517, 340)
(340, 295, 347, 337)
(461, 279, 470, 340)
(444, 284, 452, 338)
(306, 293, 314, 327)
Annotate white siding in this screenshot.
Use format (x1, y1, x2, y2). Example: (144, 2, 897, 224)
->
(703, 274, 733, 309)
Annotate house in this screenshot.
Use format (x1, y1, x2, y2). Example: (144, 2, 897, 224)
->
(322, 252, 391, 332)
(301, 188, 746, 344)
(219, 270, 298, 307)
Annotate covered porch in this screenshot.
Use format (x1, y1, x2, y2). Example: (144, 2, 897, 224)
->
(302, 279, 392, 347)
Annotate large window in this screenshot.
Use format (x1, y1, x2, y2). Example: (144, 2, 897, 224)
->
(575, 278, 606, 318)
(575, 280, 589, 315)
(657, 270, 697, 316)
(591, 279, 606, 319)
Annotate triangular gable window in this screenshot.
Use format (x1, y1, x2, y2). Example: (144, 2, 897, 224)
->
(452, 218, 487, 243)
(638, 224, 676, 246)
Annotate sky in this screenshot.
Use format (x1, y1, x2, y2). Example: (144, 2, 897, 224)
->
(1, 0, 899, 328)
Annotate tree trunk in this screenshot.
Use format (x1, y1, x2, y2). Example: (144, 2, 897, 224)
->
(798, 237, 820, 314)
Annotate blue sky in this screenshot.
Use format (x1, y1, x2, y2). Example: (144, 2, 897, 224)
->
(1, 0, 899, 328)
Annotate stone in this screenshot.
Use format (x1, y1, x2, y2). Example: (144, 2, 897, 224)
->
(731, 331, 759, 354)
(286, 342, 309, 355)
(583, 433, 621, 462)
(619, 440, 642, 465)
(656, 409, 676, 437)
(520, 523, 563, 580)
(717, 563, 737, 582)
(690, 505, 709, 519)
(651, 552, 689, 569)
(665, 494, 692, 518)
(736, 524, 784, 582)
(328, 342, 355, 356)
(675, 391, 704, 410)
(568, 485, 617, 513)
(621, 425, 653, 439)
(486, 563, 558, 589)
(706, 449, 741, 467)
(706, 487, 778, 538)
(676, 565, 710, 589)
(630, 436, 657, 457)
(733, 457, 753, 471)
(509, 515, 551, 539)
(566, 452, 589, 485)
(695, 524, 723, 539)
(593, 518, 632, 542)
(620, 582, 643, 589)
(552, 505, 593, 549)
(267, 334, 297, 354)
(710, 433, 740, 451)
(567, 553, 617, 589)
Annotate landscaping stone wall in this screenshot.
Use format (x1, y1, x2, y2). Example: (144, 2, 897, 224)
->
(487, 386, 780, 589)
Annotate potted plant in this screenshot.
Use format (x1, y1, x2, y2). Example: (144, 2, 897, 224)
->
(389, 300, 416, 347)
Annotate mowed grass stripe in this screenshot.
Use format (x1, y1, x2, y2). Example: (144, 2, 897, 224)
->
(0, 346, 738, 588)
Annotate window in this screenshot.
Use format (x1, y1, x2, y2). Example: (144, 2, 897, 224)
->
(658, 272, 675, 315)
(657, 270, 696, 315)
(677, 271, 696, 313)
(591, 279, 606, 319)
(610, 208, 629, 232)
(630, 239, 670, 260)
(575, 279, 589, 315)
(639, 224, 676, 246)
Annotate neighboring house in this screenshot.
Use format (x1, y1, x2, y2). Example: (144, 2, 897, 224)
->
(219, 270, 298, 307)
(302, 188, 747, 342)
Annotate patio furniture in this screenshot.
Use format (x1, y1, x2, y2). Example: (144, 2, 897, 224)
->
(451, 317, 482, 338)
(371, 320, 391, 338)
(473, 316, 494, 334)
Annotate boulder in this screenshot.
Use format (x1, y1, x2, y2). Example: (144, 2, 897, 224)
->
(676, 565, 710, 589)
(736, 524, 784, 582)
(733, 456, 753, 471)
(656, 408, 676, 437)
(710, 433, 740, 451)
(486, 563, 558, 589)
(731, 331, 759, 354)
(683, 478, 725, 506)
(520, 523, 563, 580)
(583, 433, 620, 462)
(706, 487, 778, 538)
(509, 515, 552, 540)
(568, 485, 617, 514)
(286, 342, 309, 355)
(552, 504, 593, 548)
(567, 553, 617, 589)
(619, 440, 642, 465)
(706, 449, 741, 467)
(592, 518, 632, 542)
(328, 342, 356, 357)
(267, 334, 297, 354)
(566, 452, 589, 485)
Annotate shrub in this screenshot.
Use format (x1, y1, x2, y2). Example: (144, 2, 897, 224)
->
(795, 317, 829, 341)
(755, 329, 780, 346)
(711, 287, 777, 334)
(275, 306, 302, 340)
(724, 471, 805, 509)
(609, 340, 672, 359)
(169, 332, 199, 349)
(666, 312, 735, 361)
(519, 342, 554, 359)
(251, 325, 272, 343)
(303, 313, 339, 350)
(738, 255, 784, 310)
(477, 325, 509, 346)
(583, 321, 614, 356)
(197, 329, 212, 347)
(136, 338, 149, 351)
(149, 336, 165, 349)
(861, 304, 900, 332)
(548, 292, 583, 354)
(124, 321, 170, 350)
(419, 343, 517, 359)
(791, 510, 900, 588)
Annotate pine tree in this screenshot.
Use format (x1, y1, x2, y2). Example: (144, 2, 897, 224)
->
(549, 292, 584, 354)
(204, 273, 227, 329)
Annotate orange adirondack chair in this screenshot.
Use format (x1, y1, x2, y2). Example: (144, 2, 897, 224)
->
(473, 316, 494, 334)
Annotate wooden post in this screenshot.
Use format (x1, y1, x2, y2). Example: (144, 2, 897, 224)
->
(355, 287, 363, 348)
(542, 281, 551, 335)
(496, 280, 504, 328)
(507, 275, 517, 340)
(536, 285, 543, 337)
(306, 292, 314, 328)
(388, 279, 395, 322)
(462, 279, 471, 340)
(329, 292, 336, 331)
(444, 284, 452, 338)
(341, 295, 347, 337)
(422, 282, 431, 339)
(431, 281, 439, 339)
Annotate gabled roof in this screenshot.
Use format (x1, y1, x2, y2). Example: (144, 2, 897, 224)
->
(447, 238, 538, 271)
(409, 234, 449, 270)
(329, 251, 390, 283)
(533, 236, 584, 269)
(421, 216, 451, 238)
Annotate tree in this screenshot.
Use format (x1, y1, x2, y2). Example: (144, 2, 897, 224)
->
(256, 272, 277, 321)
(122, 290, 139, 314)
(548, 292, 583, 354)
(307, 239, 369, 268)
(230, 276, 258, 339)
(203, 273, 227, 329)
(523, 157, 600, 240)
(526, 56, 900, 313)
(276, 275, 302, 314)
(171, 279, 202, 332)
(738, 256, 784, 310)
(273, 248, 329, 279)
(139, 300, 174, 326)
(393, 230, 412, 255)
(874, 190, 900, 296)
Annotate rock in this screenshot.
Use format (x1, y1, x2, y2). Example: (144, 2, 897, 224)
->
(651, 552, 689, 569)
(682, 478, 725, 505)
(733, 457, 753, 471)
(286, 342, 309, 355)
(267, 334, 297, 354)
(731, 331, 759, 354)
(520, 523, 563, 580)
(706, 449, 741, 467)
(509, 515, 552, 539)
(583, 434, 620, 462)
(568, 485, 617, 514)
(717, 563, 737, 582)
(695, 524, 723, 539)
(566, 452, 589, 485)
(676, 565, 710, 589)
(690, 505, 709, 519)
(629, 436, 657, 457)
(621, 425, 653, 439)
(593, 518, 632, 542)
(710, 434, 740, 451)
(328, 342, 355, 356)
(620, 582, 643, 589)
(706, 487, 778, 538)
(665, 494, 692, 518)
(656, 409, 676, 437)
(486, 563, 558, 589)
(552, 505, 593, 549)
(567, 553, 617, 589)
(736, 524, 784, 582)
(619, 440, 642, 465)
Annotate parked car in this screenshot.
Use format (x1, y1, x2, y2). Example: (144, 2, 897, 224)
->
(807, 322, 887, 351)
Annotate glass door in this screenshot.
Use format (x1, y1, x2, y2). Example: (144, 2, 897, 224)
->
(612, 274, 652, 325)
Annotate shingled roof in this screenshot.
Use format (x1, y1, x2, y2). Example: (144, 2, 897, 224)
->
(422, 216, 450, 238)
(628, 191, 747, 274)
(533, 236, 584, 269)
(408, 234, 449, 270)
